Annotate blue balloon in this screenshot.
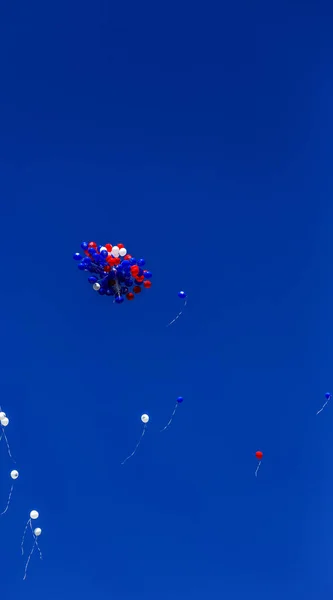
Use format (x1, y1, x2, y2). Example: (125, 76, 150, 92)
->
(78, 262, 86, 270)
(137, 258, 146, 267)
(144, 270, 152, 279)
(121, 287, 129, 294)
(178, 291, 187, 299)
(100, 249, 108, 258)
(98, 288, 106, 295)
(129, 258, 137, 265)
(81, 241, 88, 250)
(88, 247, 96, 256)
(325, 392, 331, 399)
(115, 295, 124, 304)
(73, 252, 82, 261)
(177, 396, 184, 403)
(88, 276, 98, 284)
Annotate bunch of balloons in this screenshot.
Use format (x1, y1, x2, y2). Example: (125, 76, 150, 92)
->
(73, 241, 152, 303)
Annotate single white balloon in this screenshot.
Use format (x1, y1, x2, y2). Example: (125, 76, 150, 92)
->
(34, 528, 42, 537)
(30, 510, 39, 520)
(141, 414, 149, 424)
(0, 412, 6, 420)
(111, 246, 119, 257)
(1, 417, 9, 427)
(119, 248, 127, 257)
(10, 470, 19, 480)
(93, 282, 101, 291)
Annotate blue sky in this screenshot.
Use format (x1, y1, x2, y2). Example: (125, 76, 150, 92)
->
(0, 0, 333, 598)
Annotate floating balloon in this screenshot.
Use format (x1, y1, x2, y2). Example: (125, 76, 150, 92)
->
(0, 469, 19, 516)
(255, 451, 263, 477)
(167, 291, 187, 327)
(121, 414, 150, 465)
(160, 396, 184, 432)
(0, 408, 15, 461)
(73, 241, 152, 304)
(316, 392, 331, 416)
(22, 510, 43, 580)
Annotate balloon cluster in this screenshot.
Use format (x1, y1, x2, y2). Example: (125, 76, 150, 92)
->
(73, 241, 152, 303)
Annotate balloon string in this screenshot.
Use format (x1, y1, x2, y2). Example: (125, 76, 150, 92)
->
(160, 404, 178, 432)
(30, 520, 42, 560)
(121, 424, 147, 465)
(1, 429, 15, 462)
(316, 398, 330, 415)
(23, 538, 37, 581)
(0, 483, 14, 516)
(255, 461, 261, 477)
(21, 519, 31, 556)
(167, 298, 187, 327)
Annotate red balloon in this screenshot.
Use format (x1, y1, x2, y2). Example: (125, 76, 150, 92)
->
(130, 265, 139, 276)
(105, 243, 112, 252)
(143, 280, 152, 289)
(133, 286, 141, 294)
(124, 254, 132, 260)
(255, 451, 263, 460)
(126, 292, 135, 300)
(117, 243, 124, 249)
(136, 275, 144, 283)
(88, 241, 97, 248)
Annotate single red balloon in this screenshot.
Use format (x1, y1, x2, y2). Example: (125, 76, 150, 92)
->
(143, 280, 152, 289)
(255, 451, 263, 460)
(131, 265, 139, 276)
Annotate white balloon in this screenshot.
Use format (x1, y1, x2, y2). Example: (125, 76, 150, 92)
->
(141, 414, 149, 424)
(10, 470, 19, 480)
(93, 282, 101, 291)
(1, 417, 9, 427)
(0, 412, 6, 420)
(111, 246, 119, 257)
(99, 246, 107, 253)
(119, 248, 127, 257)
(34, 528, 42, 537)
(30, 510, 39, 520)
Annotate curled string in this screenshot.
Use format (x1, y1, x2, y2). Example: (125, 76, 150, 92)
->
(30, 520, 42, 560)
(167, 298, 187, 327)
(23, 538, 37, 581)
(316, 398, 330, 415)
(255, 461, 261, 477)
(21, 519, 31, 556)
(121, 424, 147, 465)
(160, 404, 178, 432)
(0, 483, 14, 516)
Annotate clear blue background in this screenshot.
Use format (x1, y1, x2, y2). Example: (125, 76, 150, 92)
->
(0, 0, 332, 598)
